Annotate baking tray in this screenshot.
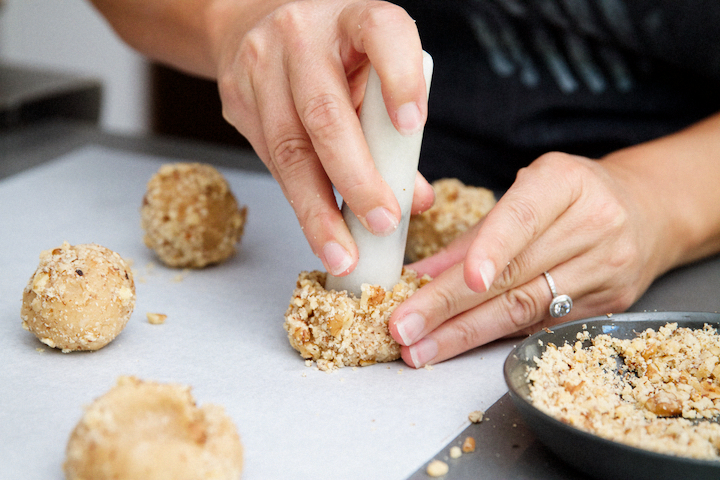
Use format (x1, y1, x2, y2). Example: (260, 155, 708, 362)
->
(504, 312, 720, 480)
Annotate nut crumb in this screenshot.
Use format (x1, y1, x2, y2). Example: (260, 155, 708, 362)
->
(426, 459, 449, 477)
(468, 410, 484, 423)
(305, 360, 313, 367)
(424, 364, 434, 371)
(35, 348, 45, 353)
(398, 369, 404, 374)
(449, 446, 462, 459)
(146, 313, 167, 325)
(462, 436, 476, 453)
(529, 322, 720, 459)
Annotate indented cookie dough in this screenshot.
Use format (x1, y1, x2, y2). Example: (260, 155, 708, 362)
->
(64, 376, 244, 480)
(141, 162, 247, 268)
(406, 178, 496, 262)
(21, 241, 135, 353)
(284, 268, 430, 371)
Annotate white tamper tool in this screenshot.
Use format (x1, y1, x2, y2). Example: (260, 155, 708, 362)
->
(326, 51, 433, 295)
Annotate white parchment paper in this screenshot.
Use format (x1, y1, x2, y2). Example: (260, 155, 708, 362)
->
(0, 146, 514, 479)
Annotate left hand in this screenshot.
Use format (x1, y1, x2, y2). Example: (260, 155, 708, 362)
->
(388, 151, 672, 367)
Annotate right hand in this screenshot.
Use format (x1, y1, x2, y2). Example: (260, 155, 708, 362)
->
(212, 0, 434, 275)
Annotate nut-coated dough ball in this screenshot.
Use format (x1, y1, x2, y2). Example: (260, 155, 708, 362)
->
(64, 376, 244, 480)
(21, 241, 135, 352)
(284, 268, 430, 371)
(141, 163, 247, 268)
(406, 178, 496, 262)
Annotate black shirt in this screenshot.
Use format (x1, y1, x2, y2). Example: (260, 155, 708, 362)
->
(395, 0, 720, 191)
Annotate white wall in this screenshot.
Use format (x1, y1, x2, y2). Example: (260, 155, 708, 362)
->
(0, 0, 150, 134)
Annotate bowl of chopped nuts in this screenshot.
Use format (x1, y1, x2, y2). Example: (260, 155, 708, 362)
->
(504, 312, 720, 480)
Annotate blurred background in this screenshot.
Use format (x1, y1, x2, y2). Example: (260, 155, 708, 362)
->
(0, 0, 249, 147)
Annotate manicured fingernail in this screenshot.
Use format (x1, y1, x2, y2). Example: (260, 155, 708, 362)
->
(395, 312, 425, 346)
(323, 242, 353, 276)
(478, 259, 496, 292)
(409, 337, 438, 367)
(365, 207, 398, 236)
(396, 102, 422, 136)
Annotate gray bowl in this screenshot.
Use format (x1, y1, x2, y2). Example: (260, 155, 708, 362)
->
(504, 311, 720, 480)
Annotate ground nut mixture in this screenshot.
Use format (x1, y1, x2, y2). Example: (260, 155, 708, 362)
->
(528, 323, 720, 460)
(284, 269, 430, 371)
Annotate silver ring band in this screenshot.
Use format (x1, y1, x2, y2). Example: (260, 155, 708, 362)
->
(543, 271, 572, 318)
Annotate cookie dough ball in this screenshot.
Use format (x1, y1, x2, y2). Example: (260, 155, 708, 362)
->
(21, 241, 135, 352)
(284, 269, 430, 371)
(64, 376, 244, 480)
(406, 178, 496, 262)
(141, 163, 247, 268)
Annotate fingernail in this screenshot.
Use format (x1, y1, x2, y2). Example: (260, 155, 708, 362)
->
(478, 259, 496, 292)
(409, 337, 438, 367)
(322, 242, 353, 276)
(395, 312, 425, 345)
(365, 207, 398, 236)
(396, 102, 423, 136)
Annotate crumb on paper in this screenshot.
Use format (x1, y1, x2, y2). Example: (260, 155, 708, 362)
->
(398, 369, 403, 374)
(424, 364, 434, 371)
(426, 459, 449, 477)
(36, 348, 45, 353)
(146, 313, 167, 325)
(468, 410, 484, 423)
(172, 269, 190, 283)
(305, 360, 313, 367)
(449, 446, 462, 459)
(528, 322, 720, 460)
(462, 436, 476, 453)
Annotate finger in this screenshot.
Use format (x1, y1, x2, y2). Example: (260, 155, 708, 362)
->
(463, 153, 585, 293)
(286, 36, 402, 238)
(340, 1, 427, 135)
(403, 246, 631, 368)
(400, 273, 553, 367)
(393, 206, 598, 349)
(251, 48, 358, 276)
(401, 265, 583, 367)
(389, 262, 484, 346)
(410, 171, 434, 215)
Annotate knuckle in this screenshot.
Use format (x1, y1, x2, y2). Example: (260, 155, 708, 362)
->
(360, 1, 408, 29)
(502, 285, 544, 330)
(492, 260, 521, 291)
(301, 93, 346, 141)
(432, 286, 463, 320)
(272, 133, 314, 173)
(504, 196, 541, 240)
(271, 2, 306, 33)
(448, 316, 484, 352)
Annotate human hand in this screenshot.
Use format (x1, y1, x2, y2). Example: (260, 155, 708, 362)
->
(389, 151, 674, 367)
(212, 0, 433, 276)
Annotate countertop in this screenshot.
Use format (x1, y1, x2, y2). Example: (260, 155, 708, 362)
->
(3, 121, 720, 479)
